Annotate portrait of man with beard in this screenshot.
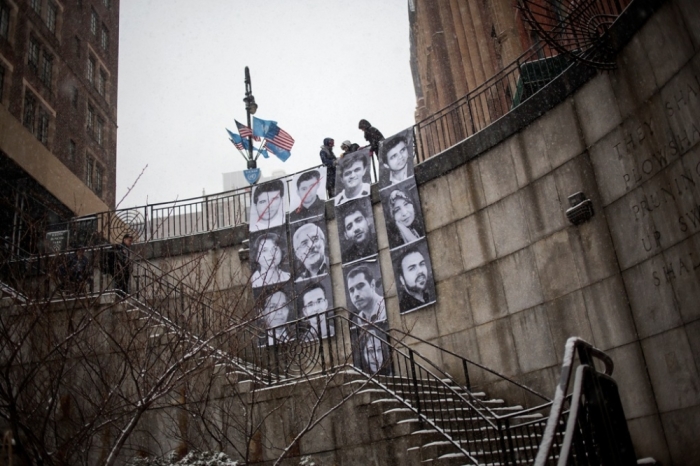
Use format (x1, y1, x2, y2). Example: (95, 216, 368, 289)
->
(292, 220, 330, 281)
(392, 241, 436, 313)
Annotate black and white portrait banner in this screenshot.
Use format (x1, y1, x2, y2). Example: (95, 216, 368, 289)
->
(379, 127, 436, 314)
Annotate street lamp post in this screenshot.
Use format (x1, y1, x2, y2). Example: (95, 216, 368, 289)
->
(243, 66, 258, 170)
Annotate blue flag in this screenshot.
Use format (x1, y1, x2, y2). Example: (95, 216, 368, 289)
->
(253, 117, 277, 139)
(226, 129, 246, 150)
(265, 140, 291, 162)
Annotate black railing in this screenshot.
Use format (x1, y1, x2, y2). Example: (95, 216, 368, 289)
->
(241, 310, 568, 465)
(535, 337, 637, 466)
(413, 0, 630, 163)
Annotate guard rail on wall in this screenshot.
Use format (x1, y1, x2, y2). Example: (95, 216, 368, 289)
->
(412, 0, 630, 163)
(534, 337, 638, 466)
(239, 308, 567, 465)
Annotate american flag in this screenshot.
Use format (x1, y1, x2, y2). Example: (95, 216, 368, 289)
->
(235, 120, 260, 141)
(266, 123, 295, 151)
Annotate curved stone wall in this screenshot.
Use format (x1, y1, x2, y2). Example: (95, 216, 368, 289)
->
(142, 0, 698, 462)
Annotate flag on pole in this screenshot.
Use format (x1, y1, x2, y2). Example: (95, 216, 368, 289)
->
(265, 140, 291, 162)
(265, 122, 295, 151)
(235, 120, 260, 141)
(252, 117, 277, 139)
(226, 129, 246, 150)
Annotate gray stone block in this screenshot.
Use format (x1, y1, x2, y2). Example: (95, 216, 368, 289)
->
(419, 176, 455, 232)
(521, 175, 567, 242)
(622, 254, 683, 339)
(426, 223, 465, 282)
(661, 403, 700, 465)
(487, 192, 531, 258)
(545, 290, 594, 362)
(574, 73, 622, 148)
(378, 248, 397, 298)
(397, 305, 439, 342)
(434, 273, 473, 337)
(533, 230, 581, 301)
(478, 137, 519, 205)
(638, 2, 694, 90)
(609, 35, 659, 119)
(675, 0, 700, 49)
(567, 215, 620, 289)
(604, 342, 658, 419)
(582, 275, 637, 351)
(641, 327, 700, 412)
(510, 305, 557, 373)
(328, 219, 344, 267)
(604, 182, 679, 271)
(373, 202, 389, 252)
(446, 159, 486, 220)
(465, 262, 508, 326)
(475, 318, 520, 379)
(498, 247, 544, 314)
(512, 131, 548, 188)
(627, 414, 671, 466)
(330, 263, 347, 310)
(662, 235, 700, 324)
(437, 328, 480, 386)
(455, 210, 496, 272)
(521, 99, 584, 173)
(687, 319, 700, 376)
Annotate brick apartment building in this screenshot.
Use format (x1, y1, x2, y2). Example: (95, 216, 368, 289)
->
(0, 0, 119, 252)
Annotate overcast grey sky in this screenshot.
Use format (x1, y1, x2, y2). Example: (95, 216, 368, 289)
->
(116, 1, 416, 208)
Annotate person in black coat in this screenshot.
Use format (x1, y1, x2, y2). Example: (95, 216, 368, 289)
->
(114, 234, 133, 294)
(319, 138, 337, 198)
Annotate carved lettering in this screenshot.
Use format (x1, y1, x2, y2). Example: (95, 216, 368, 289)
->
(652, 252, 700, 286)
(641, 231, 662, 251)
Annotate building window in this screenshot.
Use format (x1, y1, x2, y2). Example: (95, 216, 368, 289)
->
(23, 92, 36, 132)
(69, 139, 76, 161)
(0, 0, 10, 40)
(45, 2, 57, 33)
(90, 9, 97, 35)
(95, 117, 103, 145)
(95, 164, 103, 195)
(102, 0, 109, 9)
(40, 53, 52, 88)
(28, 37, 39, 72)
(97, 69, 106, 95)
(71, 86, 78, 107)
(74, 36, 80, 57)
(85, 155, 94, 188)
(31, 0, 41, 15)
(100, 25, 108, 50)
(86, 104, 94, 134)
(87, 56, 94, 84)
(37, 108, 49, 145)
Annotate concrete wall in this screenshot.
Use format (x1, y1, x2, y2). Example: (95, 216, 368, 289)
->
(145, 0, 699, 463)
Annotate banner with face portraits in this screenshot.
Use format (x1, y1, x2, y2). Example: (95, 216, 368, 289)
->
(378, 127, 436, 314)
(333, 147, 386, 331)
(250, 167, 335, 346)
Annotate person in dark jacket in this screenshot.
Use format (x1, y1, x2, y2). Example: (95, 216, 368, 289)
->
(114, 234, 133, 294)
(358, 119, 384, 181)
(319, 138, 337, 198)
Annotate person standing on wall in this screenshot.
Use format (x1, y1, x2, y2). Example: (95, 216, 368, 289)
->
(320, 138, 337, 198)
(358, 119, 384, 182)
(114, 234, 133, 294)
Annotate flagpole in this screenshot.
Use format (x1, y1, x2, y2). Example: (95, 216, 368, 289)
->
(244, 66, 257, 170)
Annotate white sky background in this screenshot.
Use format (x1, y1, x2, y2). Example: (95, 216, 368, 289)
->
(116, 1, 417, 209)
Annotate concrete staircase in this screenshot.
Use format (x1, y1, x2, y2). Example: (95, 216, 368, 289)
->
(344, 375, 548, 466)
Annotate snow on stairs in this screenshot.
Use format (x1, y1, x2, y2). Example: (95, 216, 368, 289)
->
(346, 375, 547, 465)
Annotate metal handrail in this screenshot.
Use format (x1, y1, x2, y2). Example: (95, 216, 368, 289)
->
(534, 337, 616, 465)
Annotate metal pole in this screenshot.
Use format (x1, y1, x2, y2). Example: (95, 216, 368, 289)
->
(244, 67, 256, 170)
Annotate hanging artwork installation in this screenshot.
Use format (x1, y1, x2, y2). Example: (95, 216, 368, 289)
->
(378, 128, 436, 314)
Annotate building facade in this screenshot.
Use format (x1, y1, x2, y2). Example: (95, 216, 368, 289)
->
(0, 0, 118, 252)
